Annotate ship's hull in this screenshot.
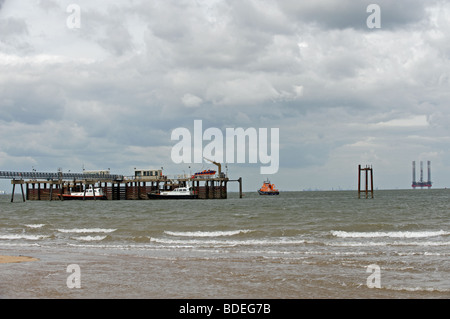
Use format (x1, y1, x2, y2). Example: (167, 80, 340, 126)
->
(258, 190, 279, 195)
(59, 194, 107, 200)
(147, 193, 198, 200)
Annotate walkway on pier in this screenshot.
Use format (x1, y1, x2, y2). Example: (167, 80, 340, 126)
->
(0, 171, 123, 181)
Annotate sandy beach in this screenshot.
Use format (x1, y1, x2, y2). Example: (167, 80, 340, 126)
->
(0, 255, 39, 264)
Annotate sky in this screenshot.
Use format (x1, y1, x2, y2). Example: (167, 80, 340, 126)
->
(1, 0, 450, 192)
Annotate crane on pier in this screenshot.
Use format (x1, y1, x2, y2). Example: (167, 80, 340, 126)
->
(203, 157, 223, 178)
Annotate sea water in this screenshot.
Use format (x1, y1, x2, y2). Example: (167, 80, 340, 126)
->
(0, 189, 449, 298)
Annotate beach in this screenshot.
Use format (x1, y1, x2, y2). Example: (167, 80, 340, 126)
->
(0, 255, 38, 263)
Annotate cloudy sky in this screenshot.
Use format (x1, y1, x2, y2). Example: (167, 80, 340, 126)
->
(1, 0, 450, 191)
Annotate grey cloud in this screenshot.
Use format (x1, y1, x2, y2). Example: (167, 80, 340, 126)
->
(0, 16, 31, 53)
(0, 17, 27, 34)
(0, 78, 65, 124)
(1, 1, 449, 188)
(278, 0, 434, 30)
(138, 0, 295, 71)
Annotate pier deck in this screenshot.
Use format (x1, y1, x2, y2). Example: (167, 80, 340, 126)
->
(2, 171, 242, 201)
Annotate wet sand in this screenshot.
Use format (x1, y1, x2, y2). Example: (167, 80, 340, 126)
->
(0, 255, 39, 264)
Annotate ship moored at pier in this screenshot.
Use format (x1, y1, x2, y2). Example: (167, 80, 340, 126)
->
(58, 185, 107, 200)
(147, 187, 198, 199)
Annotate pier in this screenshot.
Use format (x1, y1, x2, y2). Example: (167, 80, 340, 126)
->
(1, 170, 242, 202)
(357, 165, 374, 199)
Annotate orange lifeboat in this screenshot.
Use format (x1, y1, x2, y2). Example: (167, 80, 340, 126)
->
(258, 179, 279, 195)
(191, 169, 216, 179)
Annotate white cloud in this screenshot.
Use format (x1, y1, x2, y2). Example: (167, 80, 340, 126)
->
(374, 115, 429, 128)
(182, 93, 203, 108)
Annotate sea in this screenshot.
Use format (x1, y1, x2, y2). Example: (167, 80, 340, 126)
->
(0, 189, 449, 300)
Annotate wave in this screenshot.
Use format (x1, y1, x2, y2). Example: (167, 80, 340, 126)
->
(331, 230, 449, 239)
(24, 224, 45, 229)
(164, 230, 253, 237)
(0, 234, 49, 240)
(326, 241, 450, 247)
(150, 237, 306, 246)
(384, 285, 450, 293)
(0, 242, 41, 247)
(71, 235, 107, 242)
(56, 228, 116, 234)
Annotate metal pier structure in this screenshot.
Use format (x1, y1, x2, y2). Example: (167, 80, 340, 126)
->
(411, 161, 432, 189)
(1, 170, 242, 202)
(358, 165, 374, 199)
(0, 170, 123, 181)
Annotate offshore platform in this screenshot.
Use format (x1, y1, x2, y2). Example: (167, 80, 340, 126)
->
(411, 161, 432, 189)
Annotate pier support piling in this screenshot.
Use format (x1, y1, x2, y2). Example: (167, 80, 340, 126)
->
(10, 179, 26, 203)
(10, 183, 14, 203)
(239, 177, 242, 199)
(358, 165, 373, 199)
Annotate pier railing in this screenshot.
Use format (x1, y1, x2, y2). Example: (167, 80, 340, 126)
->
(0, 171, 124, 181)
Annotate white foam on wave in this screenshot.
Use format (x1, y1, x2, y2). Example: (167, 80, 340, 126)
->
(24, 224, 45, 229)
(151, 237, 305, 246)
(57, 228, 116, 234)
(72, 235, 107, 242)
(385, 285, 450, 293)
(164, 229, 253, 237)
(327, 240, 450, 247)
(68, 243, 150, 249)
(331, 230, 449, 239)
(0, 234, 49, 240)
